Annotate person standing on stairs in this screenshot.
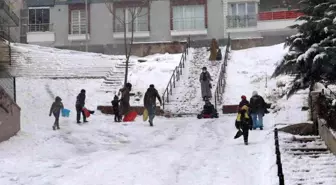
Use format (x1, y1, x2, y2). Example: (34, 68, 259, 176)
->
(144, 84, 162, 127)
(249, 91, 267, 130)
(200, 67, 213, 101)
(76, 89, 88, 124)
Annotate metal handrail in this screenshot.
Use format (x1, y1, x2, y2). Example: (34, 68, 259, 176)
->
(162, 36, 190, 110)
(214, 34, 231, 109)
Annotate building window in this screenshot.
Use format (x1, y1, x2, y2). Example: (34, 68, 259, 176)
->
(28, 8, 50, 32)
(227, 2, 257, 28)
(70, 9, 87, 34)
(172, 5, 205, 30)
(114, 7, 149, 32)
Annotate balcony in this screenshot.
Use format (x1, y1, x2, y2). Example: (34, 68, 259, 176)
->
(258, 10, 304, 31)
(258, 10, 303, 21)
(0, 0, 19, 26)
(226, 11, 304, 33)
(170, 18, 207, 36)
(26, 24, 55, 43)
(226, 15, 258, 32)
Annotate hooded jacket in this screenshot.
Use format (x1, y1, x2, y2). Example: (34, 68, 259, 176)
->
(144, 87, 162, 108)
(50, 96, 64, 115)
(76, 92, 85, 107)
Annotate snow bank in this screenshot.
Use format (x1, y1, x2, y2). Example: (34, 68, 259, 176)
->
(224, 43, 288, 104)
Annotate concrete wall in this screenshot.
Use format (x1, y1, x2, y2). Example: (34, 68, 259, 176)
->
(0, 85, 20, 142)
(318, 118, 336, 155)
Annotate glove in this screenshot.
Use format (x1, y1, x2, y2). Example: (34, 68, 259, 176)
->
(49, 113, 52, 117)
(249, 124, 253, 130)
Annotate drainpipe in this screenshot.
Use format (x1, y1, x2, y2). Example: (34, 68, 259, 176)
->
(85, 0, 88, 52)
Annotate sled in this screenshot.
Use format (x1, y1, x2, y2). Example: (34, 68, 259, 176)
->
(61, 108, 70, 117)
(143, 109, 149, 121)
(197, 113, 219, 119)
(82, 107, 91, 118)
(123, 111, 137, 122)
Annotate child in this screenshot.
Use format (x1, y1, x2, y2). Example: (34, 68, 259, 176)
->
(49, 96, 64, 130)
(234, 95, 253, 145)
(111, 95, 121, 122)
(197, 98, 218, 119)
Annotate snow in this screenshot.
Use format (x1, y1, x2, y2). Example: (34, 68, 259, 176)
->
(223, 43, 288, 104)
(0, 43, 335, 184)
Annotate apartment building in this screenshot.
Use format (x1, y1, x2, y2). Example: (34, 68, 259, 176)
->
(0, 0, 21, 42)
(20, 0, 301, 54)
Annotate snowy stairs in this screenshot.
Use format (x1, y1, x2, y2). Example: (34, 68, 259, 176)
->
(280, 135, 336, 184)
(164, 47, 224, 114)
(7, 49, 114, 78)
(100, 60, 136, 93)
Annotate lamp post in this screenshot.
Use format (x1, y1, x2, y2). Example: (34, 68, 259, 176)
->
(85, 0, 88, 52)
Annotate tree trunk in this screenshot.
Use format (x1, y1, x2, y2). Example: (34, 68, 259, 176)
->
(124, 14, 136, 87)
(123, 9, 128, 87)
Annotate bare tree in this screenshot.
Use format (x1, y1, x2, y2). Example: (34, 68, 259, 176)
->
(105, 0, 151, 87)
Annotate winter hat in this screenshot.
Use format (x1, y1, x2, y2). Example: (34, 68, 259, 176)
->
(81, 89, 86, 93)
(149, 84, 154, 88)
(252, 91, 258, 96)
(55, 96, 62, 101)
(202, 67, 207, 70)
(241, 95, 246, 100)
(114, 95, 118, 100)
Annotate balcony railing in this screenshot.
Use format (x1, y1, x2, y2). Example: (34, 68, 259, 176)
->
(27, 23, 54, 32)
(0, 0, 19, 26)
(226, 15, 257, 29)
(172, 17, 205, 30)
(258, 10, 304, 21)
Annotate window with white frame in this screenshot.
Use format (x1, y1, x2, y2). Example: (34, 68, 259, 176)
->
(172, 5, 205, 30)
(114, 7, 149, 32)
(227, 2, 257, 28)
(28, 7, 50, 32)
(70, 9, 87, 35)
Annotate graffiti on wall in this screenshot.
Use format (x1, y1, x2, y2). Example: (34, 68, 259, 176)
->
(0, 86, 13, 115)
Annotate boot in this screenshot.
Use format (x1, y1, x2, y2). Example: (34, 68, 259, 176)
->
(149, 120, 153, 127)
(244, 141, 248, 145)
(52, 125, 56, 130)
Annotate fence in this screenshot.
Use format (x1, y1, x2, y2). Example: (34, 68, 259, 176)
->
(162, 36, 190, 110)
(0, 70, 16, 102)
(258, 10, 303, 21)
(274, 128, 285, 185)
(214, 35, 231, 108)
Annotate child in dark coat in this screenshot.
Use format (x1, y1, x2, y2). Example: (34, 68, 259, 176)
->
(111, 95, 121, 122)
(49, 96, 64, 130)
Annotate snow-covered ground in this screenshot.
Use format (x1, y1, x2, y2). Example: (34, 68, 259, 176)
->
(0, 43, 334, 184)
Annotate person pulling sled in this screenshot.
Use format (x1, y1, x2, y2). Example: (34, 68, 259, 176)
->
(197, 98, 218, 119)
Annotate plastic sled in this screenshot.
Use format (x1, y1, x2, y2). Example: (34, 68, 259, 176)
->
(61, 108, 70, 117)
(123, 111, 137, 122)
(82, 108, 91, 118)
(143, 109, 148, 122)
(197, 113, 219, 119)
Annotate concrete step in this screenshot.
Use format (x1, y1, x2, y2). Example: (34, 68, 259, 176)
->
(103, 81, 123, 85)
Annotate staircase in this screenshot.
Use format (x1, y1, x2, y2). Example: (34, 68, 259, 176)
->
(0, 40, 10, 65)
(100, 59, 137, 93)
(5, 44, 115, 78)
(164, 47, 225, 114)
(280, 135, 336, 184)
